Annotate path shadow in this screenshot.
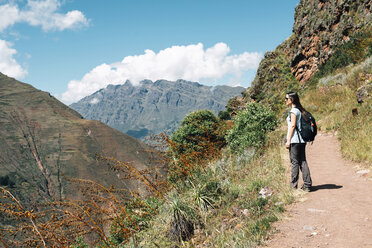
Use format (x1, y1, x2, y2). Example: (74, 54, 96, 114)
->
(311, 184, 343, 192)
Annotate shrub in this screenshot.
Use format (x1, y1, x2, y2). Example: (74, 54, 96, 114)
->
(227, 103, 277, 153)
(169, 110, 226, 160)
(218, 110, 231, 120)
(166, 110, 226, 183)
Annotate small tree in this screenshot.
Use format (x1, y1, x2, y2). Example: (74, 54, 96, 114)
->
(218, 110, 231, 120)
(170, 110, 226, 157)
(168, 110, 226, 182)
(227, 103, 277, 153)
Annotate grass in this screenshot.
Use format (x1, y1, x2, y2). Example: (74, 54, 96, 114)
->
(128, 129, 294, 247)
(4, 27, 371, 248)
(72, 56, 371, 248)
(130, 58, 372, 248)
(302, 56, 372, 165)
(125, 26, 372, 248)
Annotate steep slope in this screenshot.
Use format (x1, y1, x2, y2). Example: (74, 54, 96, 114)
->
(0, 73, 158, 205)
(125, 1, 372, 247)
(237, 0, 372, 112)
(70, 79, 245, 139)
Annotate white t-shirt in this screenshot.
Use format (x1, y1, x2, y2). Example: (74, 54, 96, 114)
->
(286, 107, 305, 144)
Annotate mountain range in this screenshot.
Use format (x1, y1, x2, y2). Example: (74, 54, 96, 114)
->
(70, 79, 245, 139)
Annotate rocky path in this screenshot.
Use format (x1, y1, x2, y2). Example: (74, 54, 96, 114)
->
(265, 133, 372, 248)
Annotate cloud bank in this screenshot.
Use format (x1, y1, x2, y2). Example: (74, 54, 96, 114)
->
(0, 0, 88, 80)
(61, 43, 262, 104)
(0, 0, 89, 32)
(0, 39, 27, 79)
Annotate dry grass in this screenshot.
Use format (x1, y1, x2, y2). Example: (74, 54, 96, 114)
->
(302, 56, 372, 165)
(0, 130, 225, 247)
(0, 154, 167, 247)
(132, 129, 294, 247)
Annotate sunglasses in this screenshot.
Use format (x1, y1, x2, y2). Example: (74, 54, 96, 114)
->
(285, 97, 289, 100)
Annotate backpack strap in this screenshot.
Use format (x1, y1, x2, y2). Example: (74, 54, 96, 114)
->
(289, 109, 303, 143)
(294, 122, 302, 143)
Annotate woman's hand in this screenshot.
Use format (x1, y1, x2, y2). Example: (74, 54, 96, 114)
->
(285, 141, 290, 149)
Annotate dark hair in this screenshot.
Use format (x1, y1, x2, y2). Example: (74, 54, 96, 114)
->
(286, 92, 308, 118)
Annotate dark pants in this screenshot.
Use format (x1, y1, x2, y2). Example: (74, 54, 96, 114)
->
(290, 143, 312, 189)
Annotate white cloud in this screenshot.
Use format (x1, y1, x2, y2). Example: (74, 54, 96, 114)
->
(0, 0, 89, 32)
(61, 42, 262, 104)
(0, 39, 27, 79)
(0, 3, 20, 32)
(0, 0, 88, 82)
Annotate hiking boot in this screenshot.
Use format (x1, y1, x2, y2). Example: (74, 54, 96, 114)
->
(301, 185, 311, 192)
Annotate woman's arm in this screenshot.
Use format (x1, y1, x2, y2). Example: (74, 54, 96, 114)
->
(286, 112, 297, 149)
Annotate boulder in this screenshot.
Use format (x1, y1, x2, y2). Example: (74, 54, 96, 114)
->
(356, 82, 372, 103)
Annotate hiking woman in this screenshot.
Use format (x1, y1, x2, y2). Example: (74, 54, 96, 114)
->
(285, 92, 312, 191)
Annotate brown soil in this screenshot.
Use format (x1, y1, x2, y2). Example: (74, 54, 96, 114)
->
(265, 133, 372, 248)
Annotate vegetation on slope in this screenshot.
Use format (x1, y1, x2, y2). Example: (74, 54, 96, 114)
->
(99, 106, 295, 248)
(0, 73, 157, 207)
(246, 46, 299, 114)
(300, 26, 372, 164)
(117, 26, 372, 247)
(303, 56, 372, 164)
(82, 9, 372, 248)
(82, 19, 372, 248)
(227, 103, 277, 153)
(2, 4, 371, 247)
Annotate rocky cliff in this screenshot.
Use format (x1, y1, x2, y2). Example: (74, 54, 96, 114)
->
(70, 80, 245, 139)
(243, 0, 371, 110)
(0, 73, 159, 205)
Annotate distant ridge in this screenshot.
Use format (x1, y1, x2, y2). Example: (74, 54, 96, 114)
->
(70, 79, 245, 139)
(0, 73, 159, 205)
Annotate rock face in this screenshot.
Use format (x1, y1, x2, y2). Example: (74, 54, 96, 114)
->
(290, 0, 371, 83)
(0, 73, 158, 205)
(70, 80, 245, 139)
(246, 0, 372, 106)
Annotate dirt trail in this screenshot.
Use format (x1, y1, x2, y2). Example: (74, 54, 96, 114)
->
(265, 133, 372, 248)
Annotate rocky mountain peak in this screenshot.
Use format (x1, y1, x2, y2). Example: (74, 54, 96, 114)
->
(244, 0, 371, 107)
(289, 0, 371, 83)
(71, 79, 245, 139)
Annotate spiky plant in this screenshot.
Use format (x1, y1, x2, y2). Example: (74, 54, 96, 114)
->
(168, 196, 194, 242)
(190, 181, 214, 212)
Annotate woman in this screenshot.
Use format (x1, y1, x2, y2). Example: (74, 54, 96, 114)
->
(285, 92, 312, 192)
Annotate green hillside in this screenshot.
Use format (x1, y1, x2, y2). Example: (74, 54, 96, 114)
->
(0, 73, 158, 205)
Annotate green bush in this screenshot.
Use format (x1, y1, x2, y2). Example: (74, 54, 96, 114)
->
(226, 103, 277, 153)
(218, 110, 231, 120)
(170, 110, 226, 158)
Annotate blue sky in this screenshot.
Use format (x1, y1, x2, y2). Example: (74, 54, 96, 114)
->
(0, 0, 299, 103)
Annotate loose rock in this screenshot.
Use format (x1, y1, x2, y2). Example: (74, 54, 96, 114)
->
(356, 82, 372, 103)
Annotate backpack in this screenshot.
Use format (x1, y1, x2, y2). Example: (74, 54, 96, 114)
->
(290, 108, 317, 142)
